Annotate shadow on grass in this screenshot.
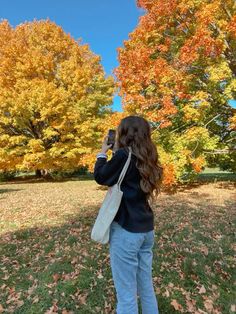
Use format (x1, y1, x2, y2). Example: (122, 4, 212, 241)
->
(164, 177, 236, 195)
(198, 172, 236, 181)
(0, 195, 235, 314)
(0, 174, 95, 185)
(0, 188, 23, 194)
(0, 205, 112, 314)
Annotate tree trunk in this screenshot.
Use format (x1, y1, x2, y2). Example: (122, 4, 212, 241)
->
(35, 169, 42, 177)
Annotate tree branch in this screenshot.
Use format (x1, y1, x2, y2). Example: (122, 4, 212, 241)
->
(204, 113, 221, 127)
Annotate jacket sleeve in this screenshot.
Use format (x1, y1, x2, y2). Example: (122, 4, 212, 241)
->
(93, 149, 128, 186)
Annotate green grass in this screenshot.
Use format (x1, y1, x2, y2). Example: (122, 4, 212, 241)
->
(197, 167, 236, 182)
(0, 179, 235, 313)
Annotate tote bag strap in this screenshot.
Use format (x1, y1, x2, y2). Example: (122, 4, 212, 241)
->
(117, 146, 132, 187)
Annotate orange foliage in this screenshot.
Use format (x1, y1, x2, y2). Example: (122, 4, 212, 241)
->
(191, 156, 206, 173)
(115, 0, 235, 185)
(162, 163, 177, 186)
(116, 0, 234, 122)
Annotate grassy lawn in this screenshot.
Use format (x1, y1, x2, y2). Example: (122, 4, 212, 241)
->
(197, 168, 236, 183)
(0, 178, 235, 313)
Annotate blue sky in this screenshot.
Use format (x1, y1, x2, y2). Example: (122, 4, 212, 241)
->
(1, 1, 236, 111)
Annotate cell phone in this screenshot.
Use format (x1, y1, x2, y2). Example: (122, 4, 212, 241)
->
(107, 129, 116, 149)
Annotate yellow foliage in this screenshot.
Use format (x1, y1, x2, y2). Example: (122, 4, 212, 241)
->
(28, 139, 45, 152)
(183, 105, 201, 122)
(0, 20, 114, 172)
(207, 61, 232, 82)
(229, 113, 236, 130)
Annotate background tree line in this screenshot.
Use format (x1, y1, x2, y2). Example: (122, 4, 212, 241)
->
(0, 0, 235, 185)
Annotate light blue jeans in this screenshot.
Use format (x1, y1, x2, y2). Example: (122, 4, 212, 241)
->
(109, 221, 159, 314)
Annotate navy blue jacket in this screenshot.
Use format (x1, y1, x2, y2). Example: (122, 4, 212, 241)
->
(93, 147, 154, 232)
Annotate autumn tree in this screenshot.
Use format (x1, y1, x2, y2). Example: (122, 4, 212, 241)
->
(0, 20, 114, 177)
(116, 0, 236, 185)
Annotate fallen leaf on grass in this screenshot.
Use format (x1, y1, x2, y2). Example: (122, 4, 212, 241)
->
(44, 303, 59, 314)
(204, 299, 213, 312)
(77, 293, 87, 305)
(171, 299, 183, 311)
(27, 284, 37, 295)
(199, 285, 206, 294)
(16, 300, 24, 308)
(196, 309, 208, 314)
(163, 289, 170, 297)
(201, 246, 209, 256)
(97, 273, 104, 279)
(52, 273, 60, 282)
(186, 299, 196, 313)
(2, 274, 10, 280)
(32, 296, 39, 303)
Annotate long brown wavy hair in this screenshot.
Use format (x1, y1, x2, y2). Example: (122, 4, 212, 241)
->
(116, 115, 163, 204)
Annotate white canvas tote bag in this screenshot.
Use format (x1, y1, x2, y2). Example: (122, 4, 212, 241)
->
(91, 146, 132, 244)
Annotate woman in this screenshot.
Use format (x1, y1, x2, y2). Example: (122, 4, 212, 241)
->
(93, 115, 163, 314)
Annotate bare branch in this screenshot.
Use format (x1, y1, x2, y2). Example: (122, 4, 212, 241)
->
(203, 148, 236, 154)
(191, 140, 200, 157)
(222, 4, 232, 20)
(204, 113, 221, 127)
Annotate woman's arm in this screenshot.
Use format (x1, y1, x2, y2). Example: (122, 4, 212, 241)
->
(93, 149, 127, 186)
